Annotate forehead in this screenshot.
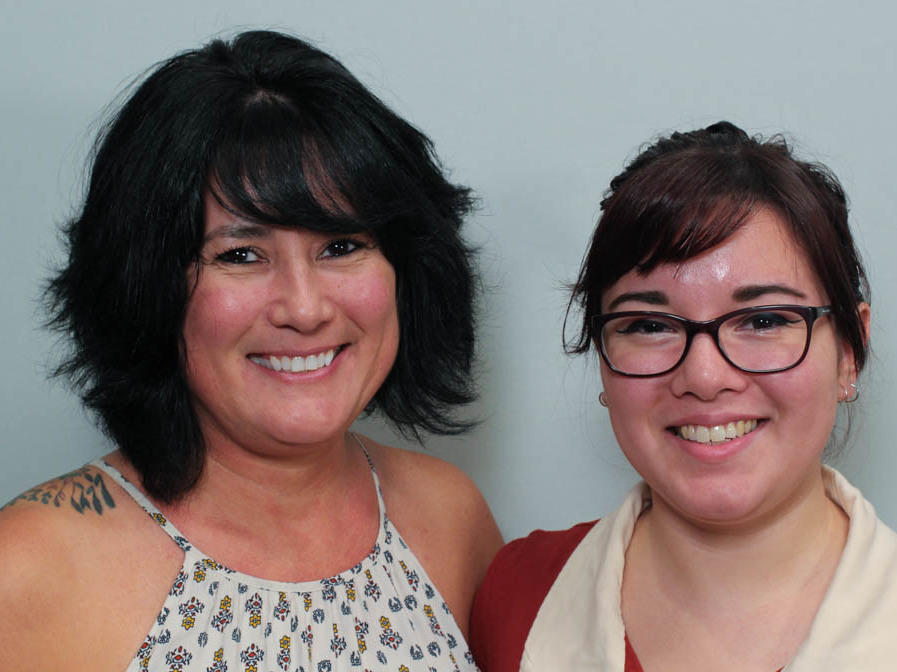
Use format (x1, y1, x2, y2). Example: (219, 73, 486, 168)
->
(603, 208, 826, 312)
(202, 189, 261, 235)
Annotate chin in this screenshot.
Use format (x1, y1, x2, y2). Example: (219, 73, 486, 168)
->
(263, 400, 357, 439)
(662, 477, 772, 528)
(268, 423, 346, 447)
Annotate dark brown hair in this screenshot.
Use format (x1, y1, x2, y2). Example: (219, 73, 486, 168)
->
(566, 121, 869, 372)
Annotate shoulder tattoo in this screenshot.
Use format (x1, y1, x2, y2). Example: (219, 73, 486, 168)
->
(2, 467, 116, 515)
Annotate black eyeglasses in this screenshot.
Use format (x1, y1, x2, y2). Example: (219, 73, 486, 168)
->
(593, 305, 832, 377)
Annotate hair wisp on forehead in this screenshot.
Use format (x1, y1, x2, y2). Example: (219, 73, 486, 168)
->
(602, 157, 759, 276)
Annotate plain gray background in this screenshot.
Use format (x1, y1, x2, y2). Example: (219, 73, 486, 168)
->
(2, 1, 895, 541)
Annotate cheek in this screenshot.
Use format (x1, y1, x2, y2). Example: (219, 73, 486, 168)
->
(763, 355, 840, 432)
(344, 266, 398, 330)
(182, 283, 258, 351)
(600, 362, 656, 409)
(341, 267, 400, 388)
(600, 366, 661, 445)
(773, 327, 842, 401)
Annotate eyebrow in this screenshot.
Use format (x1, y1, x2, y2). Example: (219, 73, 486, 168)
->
(607, 291, 668, 310)
(731, 284, 807, 301)
(203, 222, 271, 243)
(606, 284, 807, 311)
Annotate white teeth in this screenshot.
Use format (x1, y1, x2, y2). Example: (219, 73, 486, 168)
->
(675, 419, 759, 445)
(725, 422, 736, 439)
(251, 349, 337, 373)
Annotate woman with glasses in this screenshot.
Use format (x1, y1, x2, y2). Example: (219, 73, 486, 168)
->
(470, 122, 897, 671)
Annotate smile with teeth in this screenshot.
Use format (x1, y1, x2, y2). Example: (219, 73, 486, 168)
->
(249, 348, 338, 373)
(674, 419, 760, 445)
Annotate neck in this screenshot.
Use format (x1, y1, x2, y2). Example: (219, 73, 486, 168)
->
(185, 430, 363, 517)
(152, 430, 379, 580)
(631, 467, 848, 608)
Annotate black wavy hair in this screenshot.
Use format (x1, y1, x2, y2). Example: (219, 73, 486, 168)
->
(46, 30, 478, 502)
(566, 121, 869, 374)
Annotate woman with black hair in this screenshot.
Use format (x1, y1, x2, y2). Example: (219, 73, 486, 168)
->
(471, 122, 897, 671)
(0, 31, 501, 670)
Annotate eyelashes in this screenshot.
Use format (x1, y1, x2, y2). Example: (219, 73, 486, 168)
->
(208, 236, 372, 266)
(320, 238, 365, 258)
(214, 246, 261, 264)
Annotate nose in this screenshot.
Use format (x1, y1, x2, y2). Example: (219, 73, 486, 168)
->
(669, 332, 748, 400)
(266, 260, 334, 332)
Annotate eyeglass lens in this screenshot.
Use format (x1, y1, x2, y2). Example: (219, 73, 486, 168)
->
(601, 308, 810, 376)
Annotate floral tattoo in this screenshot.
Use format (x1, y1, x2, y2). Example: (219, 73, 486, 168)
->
(2, 467, 116, 515)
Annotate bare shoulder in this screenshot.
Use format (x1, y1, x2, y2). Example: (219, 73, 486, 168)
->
(0, 466, 119, 658)
(0, 464, 128, 584)
(0, 463, 182, 668)
(0, 464, 123, 568)
(360, 436, 503, 635)
(2, 463, 119, 516)
(368, 439, 475, 492)
(365, 438, 500, 540)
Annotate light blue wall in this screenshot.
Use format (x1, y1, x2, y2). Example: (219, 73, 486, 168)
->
(3, 1, 896, 540)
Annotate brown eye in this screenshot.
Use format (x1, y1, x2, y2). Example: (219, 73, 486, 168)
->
(216, 247, 260, 264)
(615, 317, 678, 335)
(321, 238, 363, 258)
(734, 311, 798, 333)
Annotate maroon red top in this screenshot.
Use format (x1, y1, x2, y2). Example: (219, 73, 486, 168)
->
(470, 520, 797, 671)
(470, 521, 644, 671)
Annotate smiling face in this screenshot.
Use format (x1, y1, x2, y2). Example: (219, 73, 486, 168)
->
(600, 208, 862, 529)
(181, 191, 399, 456)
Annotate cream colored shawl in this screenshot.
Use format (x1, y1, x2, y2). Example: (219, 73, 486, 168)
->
(522, 467, 897, 671)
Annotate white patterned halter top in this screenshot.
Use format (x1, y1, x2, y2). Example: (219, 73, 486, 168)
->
(92, 446, 478, 672)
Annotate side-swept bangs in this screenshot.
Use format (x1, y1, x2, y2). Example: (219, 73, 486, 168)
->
(210, 95, 368, 234)
(210, 84, 466, 243)
(597, 149, 761, 287)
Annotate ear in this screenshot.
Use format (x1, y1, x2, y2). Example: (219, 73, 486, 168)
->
(838, 301, 870, 390)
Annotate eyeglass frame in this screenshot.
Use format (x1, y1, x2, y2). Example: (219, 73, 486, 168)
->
(592, 304, 833, 378)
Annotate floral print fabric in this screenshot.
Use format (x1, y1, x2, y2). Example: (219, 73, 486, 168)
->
(93, 456, 477, 672)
